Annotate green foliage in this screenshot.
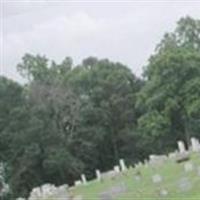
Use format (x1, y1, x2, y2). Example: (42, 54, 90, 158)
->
(137, 16, 200, 151)
(0, 16, 199, 198)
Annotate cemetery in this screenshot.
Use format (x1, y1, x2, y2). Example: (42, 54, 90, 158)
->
(1, 11, 200, 200)
(16, 137, 200, 200)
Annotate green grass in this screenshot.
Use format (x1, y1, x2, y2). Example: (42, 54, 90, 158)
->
(69, 153, 200, 200)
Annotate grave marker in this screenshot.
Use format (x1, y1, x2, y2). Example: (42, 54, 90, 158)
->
(119, 159, 127, 171)
(81, 174, 87, 185)
(178, 141, 186, 153)
(152, 174, 162, 183)
(184, 162, 194, 172)
(96, 169, 101, 181)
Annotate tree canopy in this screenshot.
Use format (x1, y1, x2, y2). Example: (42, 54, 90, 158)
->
(0, 16, 199, 198)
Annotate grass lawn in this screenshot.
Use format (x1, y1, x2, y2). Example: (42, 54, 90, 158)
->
(70, 153, 200, 200)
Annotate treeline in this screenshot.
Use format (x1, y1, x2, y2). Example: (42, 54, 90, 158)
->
(0, 16, 200, 198)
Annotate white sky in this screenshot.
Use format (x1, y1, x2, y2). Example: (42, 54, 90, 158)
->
(1, 0, 200, 81)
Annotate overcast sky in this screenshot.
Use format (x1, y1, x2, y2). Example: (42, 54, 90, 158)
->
(1, 0, 200, 81)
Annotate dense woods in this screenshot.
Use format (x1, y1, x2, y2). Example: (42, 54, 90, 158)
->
(0, 16, 200, 198)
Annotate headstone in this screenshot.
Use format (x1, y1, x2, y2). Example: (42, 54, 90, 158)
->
(40, 184, 56, 196)
(178, 141, 186, 153)
(184, 162, 194, 172)
(102, 170, 117, 180)
(178, 177, 192, 192)
(191, 137, 200, 152)
(159, 189, 168, 197)
(81, 174, 87, 185)
(74, 180, 82, 187)
(57, 184, 68, 192)
(29, 187, 42, 200)
(119, 159, 127, 171)
(175, 152, 190, 163)
(168, 151, 178, 159)
(152, 174, 162, 183)
(114, 165, 120, 173)
(96, 169, 101, 181)
(28, 184, 69, 200)
(149, 154, 167, 166)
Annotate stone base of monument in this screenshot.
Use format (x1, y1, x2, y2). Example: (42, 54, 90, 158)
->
(176, 153, 190, 163)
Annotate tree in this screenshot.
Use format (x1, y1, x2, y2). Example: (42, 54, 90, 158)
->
(66, 57, 142, 170)
(0, 76, 24, 161)
(137, 16, 200, 153)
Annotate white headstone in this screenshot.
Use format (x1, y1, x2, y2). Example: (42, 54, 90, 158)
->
(184, 162, 194, 172)
(81, 174, 87, 185)
(96, 169, 101, 181)
(114, 165, 120, 173)
(159, 189, 168, 197)
(152, 174, 162, 183)
(191, 137, 200, 152)
(119, 159, 127, 171)
(74, 180, 82, 186)
(178, 141, 186, 153)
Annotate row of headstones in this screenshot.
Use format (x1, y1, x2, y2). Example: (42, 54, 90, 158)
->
(17, 137, 200, 199)
(99, 161, 200, 200)
(75, 137, 200, 187)
(74, 159, 127, 186)
(148, 137, 200, 166)
(178, 137, 200, 153)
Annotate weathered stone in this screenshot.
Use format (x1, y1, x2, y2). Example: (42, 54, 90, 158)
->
(178, 141, 186, 153)
(119, 159, 127, 171)
(178, 177, 192, 192)
(81, 174, 87, 185)
(159, 189, 168, 197)
(152, 174, 162, 183)
(114, 165, 120, 173)
(184, 162, 194, 172)
(96, 169, 101, 181)
(74, 180, 82, 187)
(191, 137, 200, 152)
